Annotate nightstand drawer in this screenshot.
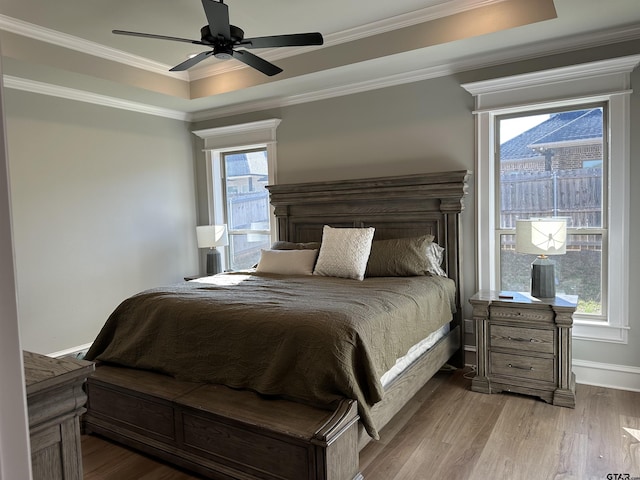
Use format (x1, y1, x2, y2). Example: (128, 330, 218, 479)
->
(491, 306, 553, 323)
(490, 352, 554, 383)
(490, 325, 555, 354)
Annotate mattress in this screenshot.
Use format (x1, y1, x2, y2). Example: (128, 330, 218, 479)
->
(380, 323, 450, 388)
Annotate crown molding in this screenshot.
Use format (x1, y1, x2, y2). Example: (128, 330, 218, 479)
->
(462, 54, 640, 96)
(3, 17, 639, 124)
(0, 2, 507, 82)
(189, 63, 457, 121)
(323, 0, 508, 45)
(469, 24, 640, 76)
(0, 14, 189, 80)
(190, 25, 640, 121)
(191, 22, 640, 82)
(2, 0, 638, 86)
(3, 75, 189, 121)
(187, 0, 508, 80)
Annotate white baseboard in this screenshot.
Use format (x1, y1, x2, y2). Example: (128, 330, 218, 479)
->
(48, 342, 93, 359)
(463, 345, 640, 392)
(572, 359, 640, 392)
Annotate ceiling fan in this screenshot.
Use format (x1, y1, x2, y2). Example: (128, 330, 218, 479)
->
(113, 0, 323, 76)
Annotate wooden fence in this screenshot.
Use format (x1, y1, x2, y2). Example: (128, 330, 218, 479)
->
(500, 168, 603, 229)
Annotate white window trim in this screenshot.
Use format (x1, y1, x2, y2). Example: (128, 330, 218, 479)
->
(192, 119, 281, 269)
(462, 55, 640, 344)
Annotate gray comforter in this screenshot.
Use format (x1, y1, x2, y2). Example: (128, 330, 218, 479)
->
(85, 271, 456, 438)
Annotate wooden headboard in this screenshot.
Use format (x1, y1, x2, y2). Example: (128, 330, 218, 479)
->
(267, 170, 471, 356)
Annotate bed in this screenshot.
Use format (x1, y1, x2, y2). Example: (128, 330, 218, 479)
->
(82, 170, 470, 480)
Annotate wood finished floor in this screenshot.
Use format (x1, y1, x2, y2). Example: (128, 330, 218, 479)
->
(82, 368, 640, 480)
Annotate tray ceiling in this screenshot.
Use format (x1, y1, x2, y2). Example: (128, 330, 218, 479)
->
(1, 0, 639, 120)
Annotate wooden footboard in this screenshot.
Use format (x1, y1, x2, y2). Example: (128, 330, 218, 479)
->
(84, 366, 362, 480)
(83, 326, 459, 479)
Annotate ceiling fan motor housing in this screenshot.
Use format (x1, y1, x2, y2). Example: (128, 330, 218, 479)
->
(200, 24, 245, 44)
(201, 24, 243, 59)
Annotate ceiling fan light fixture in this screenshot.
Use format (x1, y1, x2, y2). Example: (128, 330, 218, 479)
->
(214, 51, 233, 60)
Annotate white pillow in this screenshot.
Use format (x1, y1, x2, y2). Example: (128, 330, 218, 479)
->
(313, 226, 375, 281)
(256, 249, 318, 275)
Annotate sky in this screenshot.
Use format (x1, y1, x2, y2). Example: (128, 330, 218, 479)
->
(500, 114, 549, 143)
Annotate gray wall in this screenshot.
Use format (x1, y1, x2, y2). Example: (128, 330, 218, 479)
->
(192, 77, 478, 321)
(5, 41, 638, 370)
(192, 45, 640, 370)
(5, 90, 198, 354)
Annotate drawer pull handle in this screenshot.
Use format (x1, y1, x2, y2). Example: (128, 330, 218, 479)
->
(507, 336, 534, 343)
(508, 363, 533, 371)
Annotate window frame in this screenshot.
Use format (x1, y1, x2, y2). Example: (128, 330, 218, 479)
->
(193, 119, 281, 271)
(462, 55, 639, 343)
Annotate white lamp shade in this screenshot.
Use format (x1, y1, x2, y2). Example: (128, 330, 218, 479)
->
(516, 218, 567, 256)
(196, 225, 228, 248)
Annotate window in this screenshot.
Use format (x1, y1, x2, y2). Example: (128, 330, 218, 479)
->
(497, 105, 606, 317)
(193, 119, 281, 271)
(221, 148, 271, 270)
(462, 55, 639, 343)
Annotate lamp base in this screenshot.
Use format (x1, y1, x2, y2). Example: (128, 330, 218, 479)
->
(205, 248, 222, 276)
(531, 256, 556, 298)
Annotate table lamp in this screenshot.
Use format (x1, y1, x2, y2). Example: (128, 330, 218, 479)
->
(196, 224, 228, 275)
(515, 218, 567, 298)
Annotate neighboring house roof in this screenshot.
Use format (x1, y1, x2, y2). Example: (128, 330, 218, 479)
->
(500, 108, 602, 161)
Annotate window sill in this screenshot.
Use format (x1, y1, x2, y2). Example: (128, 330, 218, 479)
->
(573, 320, 629, 344)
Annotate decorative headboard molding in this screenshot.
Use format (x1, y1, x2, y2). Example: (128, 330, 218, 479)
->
(267, 170, 469, 213)
(267, 170, 471, 348)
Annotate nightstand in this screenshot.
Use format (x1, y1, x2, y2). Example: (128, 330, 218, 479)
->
(470, 291, 577, 408)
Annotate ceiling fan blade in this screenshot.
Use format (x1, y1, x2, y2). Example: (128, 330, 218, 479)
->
(241, 32, 323, 49)
(231, 50, 282, 76)
(170, 51, 214, 71)
(113, 29, 208, 46)
(201, 0, 230, 40)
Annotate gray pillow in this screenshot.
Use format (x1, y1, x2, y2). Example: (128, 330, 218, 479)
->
(271, 241, 322, 251)
(365, 235, 435, 277)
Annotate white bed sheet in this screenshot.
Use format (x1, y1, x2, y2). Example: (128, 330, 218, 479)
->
(380, 323, 450, 388)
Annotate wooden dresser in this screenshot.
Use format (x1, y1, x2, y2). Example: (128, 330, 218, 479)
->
(470, 291, 577, 408)
(24, 351, 95, 480)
